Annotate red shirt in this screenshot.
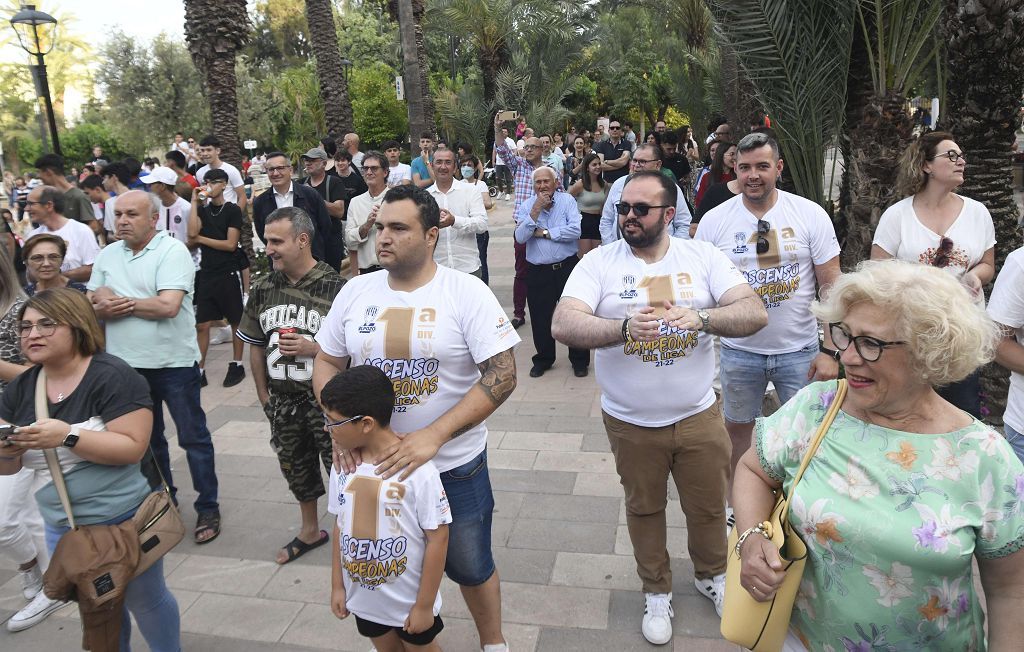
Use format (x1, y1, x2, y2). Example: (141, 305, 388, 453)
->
(181, 173, 199, 188)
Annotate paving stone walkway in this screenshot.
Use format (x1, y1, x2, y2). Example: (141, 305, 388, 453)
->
(0, 201, 738, 651)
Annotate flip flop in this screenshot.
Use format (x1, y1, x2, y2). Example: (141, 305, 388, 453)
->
(277, 530, 329, 564)
(195, 510, 221, 545)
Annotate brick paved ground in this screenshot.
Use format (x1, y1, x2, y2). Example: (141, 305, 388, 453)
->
(0, 201, 738, 651)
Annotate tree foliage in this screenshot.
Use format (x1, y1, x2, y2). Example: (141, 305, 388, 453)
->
(350, 63, 409, 147)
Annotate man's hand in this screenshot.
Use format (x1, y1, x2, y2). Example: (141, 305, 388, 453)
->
(359, 205, 379, 239)
(807, 352, 840, 382)
(438, 209, 455, 229)
(530, 191, 553, 219)
(332, 440, 363, 474)
(493, 111, 503, 131)
(278, 333, 318, 357)
(373, 428, 444, 481)
(663, 301, 701, 332)
(626, 306, 662, 342)
(93, 293, 135, 321)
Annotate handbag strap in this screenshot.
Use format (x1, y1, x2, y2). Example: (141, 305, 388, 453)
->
(36, 369, 77, 530)
(780, 379, 847, 523)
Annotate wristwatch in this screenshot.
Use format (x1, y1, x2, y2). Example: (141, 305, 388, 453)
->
(820, 345, 841, 361)
(542, 229, 550, 239)
(62, 426, 80, 449)
(696, 309, 710, 331)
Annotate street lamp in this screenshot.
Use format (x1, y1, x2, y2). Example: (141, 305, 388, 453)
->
(340, 58, 352, 84)
(10, 4, 60, 156)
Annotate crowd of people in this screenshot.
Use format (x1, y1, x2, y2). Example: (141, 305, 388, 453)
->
(0, 112, 1022, 652)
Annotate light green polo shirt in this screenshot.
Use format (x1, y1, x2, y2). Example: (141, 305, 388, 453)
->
(88, 230, 201, 369)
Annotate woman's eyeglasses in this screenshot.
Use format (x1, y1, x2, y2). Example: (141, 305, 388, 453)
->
(756, 219, 771, 254)
(930, 150, 965, 164)
(829, 323, 905, 362)
(27, 253, 63, 264)
(17, 319, 59, 338)
(933, 236, 954, 268)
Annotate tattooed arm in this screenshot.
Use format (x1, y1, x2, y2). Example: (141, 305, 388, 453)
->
(373, 347, 518, 481)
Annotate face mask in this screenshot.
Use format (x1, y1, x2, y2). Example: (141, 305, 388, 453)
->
(461, 166, 475, 179)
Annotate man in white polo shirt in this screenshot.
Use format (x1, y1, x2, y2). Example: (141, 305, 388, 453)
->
(26, 185, 99, 282)
(552, 171, 767, 645)
(425, 148, 487, 277)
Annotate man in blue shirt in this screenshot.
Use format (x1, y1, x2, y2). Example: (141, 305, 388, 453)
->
(514, 167, 589, 377)
(411, 132, 435, 188)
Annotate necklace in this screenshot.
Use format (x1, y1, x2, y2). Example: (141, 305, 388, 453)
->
(57, 392, 65, 402)
(208, 202, 225, 217)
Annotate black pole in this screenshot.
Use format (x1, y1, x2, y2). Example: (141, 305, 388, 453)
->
(28, 64, 50, 154)
(34, 52, 60, 156)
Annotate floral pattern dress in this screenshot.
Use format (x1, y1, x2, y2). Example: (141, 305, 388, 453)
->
(757, 381, 1024, 651)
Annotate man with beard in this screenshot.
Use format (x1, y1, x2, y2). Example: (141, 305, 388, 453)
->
(551, 171, 767, 645)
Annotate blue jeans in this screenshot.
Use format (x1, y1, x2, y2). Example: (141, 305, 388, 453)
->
(439, 450, 495, 586)
(476, 231, 490, 286)
(137, 365, 219, 513)
(45, 510, 181, 652)
(720, 342, 819, 423)
(1004, 424, 1024, 466)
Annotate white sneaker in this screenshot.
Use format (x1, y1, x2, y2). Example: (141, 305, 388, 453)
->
(209, 325, 233, 345)
(6, 591, 66, 632)
(504, 193, 511, 201)
(726, 506, 736, 532)
(18, 564, 42, 600)
(694, 573, 726, 617)
(242, 293, 249, 307)
(641, 592, 673, 645)
(482, 644, 509, 652)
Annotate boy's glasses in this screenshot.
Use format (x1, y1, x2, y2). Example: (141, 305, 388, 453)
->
(324, 414, 365, 430)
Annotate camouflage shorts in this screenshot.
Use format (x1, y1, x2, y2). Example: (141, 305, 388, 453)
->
(264, 392, 332, 502)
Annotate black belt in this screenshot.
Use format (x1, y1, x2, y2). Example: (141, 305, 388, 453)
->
(528, 255, 576, 271)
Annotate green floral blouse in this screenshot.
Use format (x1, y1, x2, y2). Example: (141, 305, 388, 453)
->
(756, 381, 1024, 651)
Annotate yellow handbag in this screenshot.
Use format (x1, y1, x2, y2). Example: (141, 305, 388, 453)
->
(720, 379, 847, 652)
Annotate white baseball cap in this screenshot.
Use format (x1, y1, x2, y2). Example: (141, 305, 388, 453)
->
(139, 166, 178, 186)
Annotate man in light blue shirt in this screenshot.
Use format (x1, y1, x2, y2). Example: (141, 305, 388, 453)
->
(600, 144, 692, 244)
(88, 189, 221, 543)
(514, 167, 589, 378)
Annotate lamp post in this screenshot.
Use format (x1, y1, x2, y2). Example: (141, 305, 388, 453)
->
(10, 5, 60, 156)
(340, 58, 352, 84)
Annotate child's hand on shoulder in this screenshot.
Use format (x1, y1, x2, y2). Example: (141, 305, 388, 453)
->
(330, 586, 349, 620)
(404, 604, 434, 634)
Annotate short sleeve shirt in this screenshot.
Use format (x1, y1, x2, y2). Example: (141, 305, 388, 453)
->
(29, 219, 100, 274)
(306, 176, 348, 219)
(315, 266, 521, 472)
(0, 353, 153, 527)
(757, 380, 1024, 650)
(594, 139, 631, 183)
(410, 156, 432, 184)
(988, 247, 1024, 434)
(560, 238, 747, 426)
(63, 186, 97, 224)
(87, 231, 200, 369)
(196, 162, 245, 204)
(872, 195, 995, 276)
(387, 163, 412, 188)
(197, 202, 243, 276)
(695, 190, 840, 354)
(327, 461, 451, 627)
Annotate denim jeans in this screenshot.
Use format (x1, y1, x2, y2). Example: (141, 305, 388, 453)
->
(476, 231, 490, 286)
(438, 450, 495, 586)
(45, 510, 181, 652)
(719, 342, 819, 423)
(137, 365, 219, 513)
(1004, 423, 1024, 466)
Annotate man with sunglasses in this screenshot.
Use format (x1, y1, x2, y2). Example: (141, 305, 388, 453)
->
(594, 120, 632, 183)
(695, 131, 841, 501)
(553, 170, 767, 644)
(599, 144, 692, 244)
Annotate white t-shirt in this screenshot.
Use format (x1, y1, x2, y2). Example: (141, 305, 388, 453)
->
(872, 195, 995, 277)
(494, 137, 516, 166)
(327, 461, 451, 627)
(387, 163, 412, 188)
(561, 238, 747, 427)
(156, 196, 200, 269)
(102, 195, 118, 235)
(196, 162, 245, 204)
(315, 266, 521, 471)
(987, 247, 1024, 434)
(29, 218, 100, 273)
(696, 190, 840, 354)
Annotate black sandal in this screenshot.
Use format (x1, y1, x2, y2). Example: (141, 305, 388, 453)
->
(277, 530, 329, 564)
(195, 510, 221, 544)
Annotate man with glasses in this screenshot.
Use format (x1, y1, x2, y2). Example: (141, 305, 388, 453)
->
(706, 120, 733, 145)
(25, 186, 99, 282)
(302, 147, 347, 272)
(599, 144, 692, 244)
(694, 131, 841, 505)
(237, 206, 346, 564)
(552, 171, 767, 644)
(594, 120, 632, 183)
(253, 151, 333, 264)
(345, 151, 390, 275)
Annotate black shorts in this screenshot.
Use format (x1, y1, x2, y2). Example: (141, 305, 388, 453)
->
(194, 272, 243, 325)
(354, 614, 444, 645)
(235, 247, 250, 271)
(580, 212, 601, 240)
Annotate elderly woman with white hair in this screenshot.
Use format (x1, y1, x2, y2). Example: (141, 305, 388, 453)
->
(732, 259, 1024, 651)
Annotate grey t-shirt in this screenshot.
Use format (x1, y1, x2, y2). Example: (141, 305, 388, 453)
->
(0, 352, 152, 526)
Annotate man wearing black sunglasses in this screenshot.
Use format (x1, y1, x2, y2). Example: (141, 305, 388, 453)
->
(552, 170, 767, 643)
(694, 131, 842, 500)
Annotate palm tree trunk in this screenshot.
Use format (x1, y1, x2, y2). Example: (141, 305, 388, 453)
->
(942, 0, 1024, 422)
(305, 0, 353, 136)
(412, 0, 434, 131)
(397, 0, 430, 151)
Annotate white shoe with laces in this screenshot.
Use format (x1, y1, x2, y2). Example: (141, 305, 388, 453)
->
(18, 564, 42, 600)
(6, 591, 66, 632)
(694, 573, 726, 616)
(641, 592, 674, 645)
(209, 325, 233, 345)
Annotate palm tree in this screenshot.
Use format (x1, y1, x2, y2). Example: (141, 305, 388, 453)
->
(183, 0, 250, 166)
(705, 1, 856, 207)
(942, 0, 1024, 421)
(305, 0, 353, 136)
(394, 0, 432, 148)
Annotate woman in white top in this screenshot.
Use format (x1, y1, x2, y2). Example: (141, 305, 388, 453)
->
(871, 130, 995, 417)
(459, 154, 493, 285)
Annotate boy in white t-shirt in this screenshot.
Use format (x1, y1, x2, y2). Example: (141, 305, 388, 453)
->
(323, 365, 451, 650)
(383, 140, 413, 188)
